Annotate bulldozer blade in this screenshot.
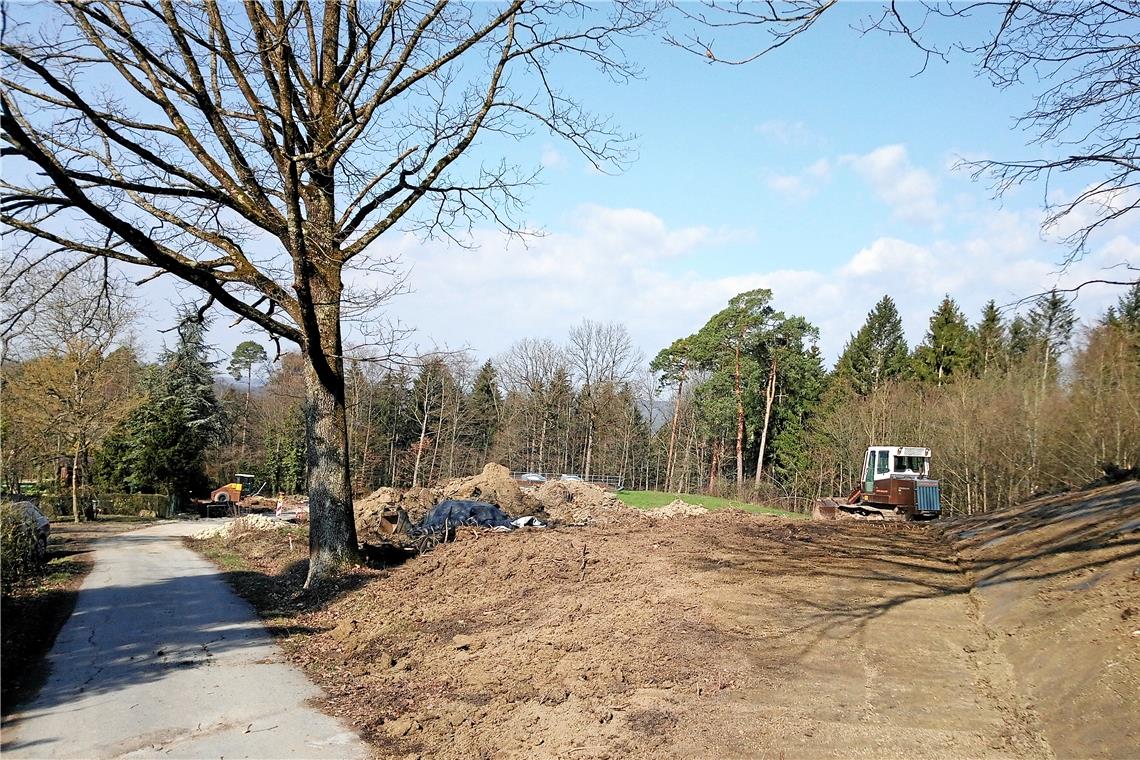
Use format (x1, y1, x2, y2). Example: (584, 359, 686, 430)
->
(812, 498, 844, 520)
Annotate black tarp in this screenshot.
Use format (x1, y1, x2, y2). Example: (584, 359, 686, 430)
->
(412, 499, 515, 535)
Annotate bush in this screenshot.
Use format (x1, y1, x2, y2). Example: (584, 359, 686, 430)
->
(38, 492, 170, 518)
(1, 503, 40, 590)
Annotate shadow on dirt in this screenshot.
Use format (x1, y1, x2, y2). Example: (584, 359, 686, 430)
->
(684, 482, 1140, 658)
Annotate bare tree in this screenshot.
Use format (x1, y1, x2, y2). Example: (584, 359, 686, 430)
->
(496, 337, 564, 471)
(1, 0, 655, 585)
(1, 265, 139, 520)
(669, 1, 1140, 266)
(566, 319, 641, 478)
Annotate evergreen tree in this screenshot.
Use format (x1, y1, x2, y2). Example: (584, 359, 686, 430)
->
(913, 295, 972, 384)
(766, 339, 827, 487)
(971, 300, 1007, 377)
(227, 340, 268, 466)
(94, 314, 225, 503)
(1008, 315, 1034, 363)
(465, 360, 502, 464)
(650, 337, 695, 490)
(1115, 281, 1140, 329)
(1028, 289, 1077, 383)
(688, 289, 776, 488)
(833, 295, 910, 394)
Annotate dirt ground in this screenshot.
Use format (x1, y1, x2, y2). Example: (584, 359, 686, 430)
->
(199, 480, 1139, 759)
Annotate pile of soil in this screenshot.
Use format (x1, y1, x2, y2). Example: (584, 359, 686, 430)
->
(530, 480, 635, 525)
(438, 463, 544, 518)
(354, 464, 637, 539)
(193, 514, 283, 540)
(940, 481, 1140, 758)
(354, 487, 439, 540)
(207, 480, 1138, 758)
(644, 499, 710, 518)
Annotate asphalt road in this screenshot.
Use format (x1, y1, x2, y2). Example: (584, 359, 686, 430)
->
(0, 521, 368, 759)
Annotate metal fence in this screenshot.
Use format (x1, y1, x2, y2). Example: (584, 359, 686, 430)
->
(510, 472, 625, 490)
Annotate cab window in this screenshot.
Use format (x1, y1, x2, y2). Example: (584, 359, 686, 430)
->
(876, 450, 890, 475)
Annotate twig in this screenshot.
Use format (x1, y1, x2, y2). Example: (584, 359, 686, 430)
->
(578, 543, 588, 582)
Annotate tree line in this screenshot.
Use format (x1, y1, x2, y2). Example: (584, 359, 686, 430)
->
(5, 277, 1136, 519)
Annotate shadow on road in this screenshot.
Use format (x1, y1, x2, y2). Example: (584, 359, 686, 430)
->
(1, 528, 363, 751)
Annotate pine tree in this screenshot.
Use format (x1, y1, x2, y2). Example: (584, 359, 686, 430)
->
(767, 338, 827, 486)
(94, 313, 226, 504)
(227, 340, 268, 466)
(1028, 289, 1077, 385)
(833, 295, 910, 394)
(1116, 281, 1140, 330)
(688, 289, 776, 489)
(971, 300, 1007, 377)
(465, 360, 501, 464)
(651, 337, 695, 491)
(1008, 315, 1033, 364)
(913, 295, 972, 385)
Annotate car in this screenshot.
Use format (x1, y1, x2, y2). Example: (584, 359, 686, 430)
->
(559, 474, 583, 482)
(520, 473, 547, 483)
(16, 502, 50, 562)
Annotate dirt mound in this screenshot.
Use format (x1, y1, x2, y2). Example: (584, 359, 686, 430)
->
(193, 514, 283, 540)
(438, 463, 543, 518)
(355, 465, 551, 540)
(644, 499, 709, 518)
(354, 487, 402, 540)
(531, 480, 636, 525)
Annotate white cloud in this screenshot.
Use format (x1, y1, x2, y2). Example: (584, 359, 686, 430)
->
(341, 203, 1131, 367)
(126, 201, 1132, 373)
(842, 144, 946, 226)
(754, 119, 823, 147)
(346, 206, 757, 358)
(841, 237, 934, 277)
(767, 158, 832, 200)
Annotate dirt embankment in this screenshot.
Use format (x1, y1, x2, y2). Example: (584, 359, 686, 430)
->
(943, 481, 1140, 759)
(203, 480, 1139, 759)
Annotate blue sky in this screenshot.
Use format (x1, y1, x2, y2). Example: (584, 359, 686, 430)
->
(134, 5, 1135, 369)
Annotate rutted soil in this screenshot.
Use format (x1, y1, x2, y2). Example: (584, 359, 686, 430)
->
(199, 481, 1140, 759)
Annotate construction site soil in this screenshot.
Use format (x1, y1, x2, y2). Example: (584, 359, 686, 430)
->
(194, 478, 1140, 759)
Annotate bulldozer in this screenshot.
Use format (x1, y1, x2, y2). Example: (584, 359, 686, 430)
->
(813, 446, 941, 521)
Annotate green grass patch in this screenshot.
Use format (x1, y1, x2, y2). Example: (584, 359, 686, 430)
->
(198, 544, 249, 572)
(617, 490, 806, 519)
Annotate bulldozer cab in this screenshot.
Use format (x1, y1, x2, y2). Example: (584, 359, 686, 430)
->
(861, 446, 931, 491)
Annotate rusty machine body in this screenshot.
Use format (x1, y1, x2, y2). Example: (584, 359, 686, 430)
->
(814, 446, 942, 521)
(201, 473, 257, 517)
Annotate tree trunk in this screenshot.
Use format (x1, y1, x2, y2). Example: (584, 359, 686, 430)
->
(708, 437, 723, 493)
(665, 373, 685, 493)
(678, 414, 694, 494)
(302, 299, 359, 588)
(584, 420, 594, 478)
(754, 357, 777, 488)
(71, 442, 81, 524)
(734, 342, 744, 493)
(242, 366, 252, 465)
